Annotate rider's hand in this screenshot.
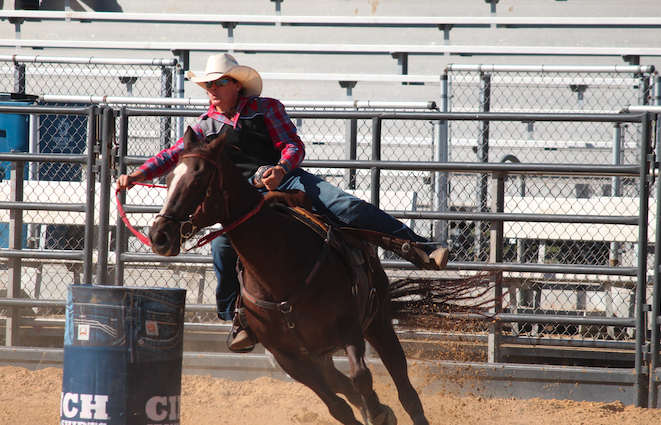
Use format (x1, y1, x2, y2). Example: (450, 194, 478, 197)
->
(262, 165, 286, 191)
(116, 173, 140, 192)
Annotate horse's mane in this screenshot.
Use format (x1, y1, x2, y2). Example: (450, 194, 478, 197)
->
(182, 135, 217, 157)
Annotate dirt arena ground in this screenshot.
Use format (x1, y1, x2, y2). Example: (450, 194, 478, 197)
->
(3, 365, 661, 425)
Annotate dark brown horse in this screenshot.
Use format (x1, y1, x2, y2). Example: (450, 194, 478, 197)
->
(149, 128, 429, 425)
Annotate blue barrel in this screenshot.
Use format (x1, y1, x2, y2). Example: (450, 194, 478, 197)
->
(61, 285, 186, 425)
(0, 92, 31, 248)
(0, 95, 31, 181)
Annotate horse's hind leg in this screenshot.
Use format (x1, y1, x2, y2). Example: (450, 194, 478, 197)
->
(270, 351, 362, 425)
(365, 317, 429, 425)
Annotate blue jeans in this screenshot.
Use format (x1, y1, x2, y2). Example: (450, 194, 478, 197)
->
(213, 168, 432, 320)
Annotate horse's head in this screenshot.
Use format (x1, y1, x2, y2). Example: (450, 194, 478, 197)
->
(149, 127, 228, 256)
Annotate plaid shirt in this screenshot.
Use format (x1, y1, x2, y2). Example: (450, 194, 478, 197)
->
(138, 96, 305, 181)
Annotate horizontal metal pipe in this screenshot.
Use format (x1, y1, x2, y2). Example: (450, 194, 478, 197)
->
(496, 313, 637, 327)
(115, 252, 640, 276)
(2, 40, 661, 57)
(502, 335, 636, 351)
(0, 105, 91, 115)
(446, 64, 655, 74)
(622, 105, 661, 114)
(41, 95, 210, 107)
(0, 54, 177, 67)
(302, 159, 641, 176)
(0, 250, 85, 260)
(42, 95, 437, 110)
(120, 253, 212, 263)
(436, 311, 636, 326)
(0, 299, 66, 308)
(387, 211, 640, 225)
(0, 201, 86, 212)
(122, 157, 640, 176)
(0, 153, 87, 163)
(123, 107, 645, 123)
(448, 260, 638, 276)
(290, 111, 646, 123)
(1, 11, 661, 30)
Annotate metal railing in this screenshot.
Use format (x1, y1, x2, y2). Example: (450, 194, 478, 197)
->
(0, 104, 658, 406)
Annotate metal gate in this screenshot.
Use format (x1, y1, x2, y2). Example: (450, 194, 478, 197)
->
(0, 64, 660, 407)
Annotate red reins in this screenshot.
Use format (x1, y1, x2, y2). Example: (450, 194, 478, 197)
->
(115, 182, 167, 246)
(115, 166, 266, 250)
(183, 196, 265, 251)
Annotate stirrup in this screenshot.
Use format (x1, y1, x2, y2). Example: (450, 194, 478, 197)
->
(227, 307, 256, 353)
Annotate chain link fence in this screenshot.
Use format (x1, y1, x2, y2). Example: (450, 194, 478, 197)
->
(0, 57, 176, 318)
(445, 65, 656, 345)
(0, 58, 657, 352)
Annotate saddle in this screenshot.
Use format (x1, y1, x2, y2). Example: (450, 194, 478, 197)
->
(270, 203, 434, 268)
(270, 203, 380, 330)
(233, 201, 434, 356)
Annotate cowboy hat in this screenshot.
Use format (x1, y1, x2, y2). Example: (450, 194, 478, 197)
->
(187, 53, 263, 97)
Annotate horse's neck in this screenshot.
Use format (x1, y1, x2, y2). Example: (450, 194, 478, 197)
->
(217, 158, 262, 221)
(219, 172, 319, 299)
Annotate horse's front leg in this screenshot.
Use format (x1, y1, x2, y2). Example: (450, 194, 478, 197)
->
(269, 350, 363, 425)
(344, 332, 396, 425)
(318, 354, 364, 409)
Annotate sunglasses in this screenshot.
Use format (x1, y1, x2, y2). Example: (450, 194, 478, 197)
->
(205, 78, 234, 89)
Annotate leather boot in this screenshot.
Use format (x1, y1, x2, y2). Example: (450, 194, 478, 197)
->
(228, 307, 256, 353)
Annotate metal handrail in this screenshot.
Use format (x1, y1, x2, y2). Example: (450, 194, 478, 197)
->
(2, 11, 660, 28)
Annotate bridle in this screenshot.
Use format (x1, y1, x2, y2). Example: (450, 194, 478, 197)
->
(154, 152, 264, 251)
(117, 152, 264, 250)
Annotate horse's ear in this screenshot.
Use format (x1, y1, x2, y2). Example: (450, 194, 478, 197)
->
(207, 128, 228, 155)
(183, 127, 203, 150)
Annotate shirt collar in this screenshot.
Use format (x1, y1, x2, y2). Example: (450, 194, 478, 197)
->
(206, 95, 253, 127)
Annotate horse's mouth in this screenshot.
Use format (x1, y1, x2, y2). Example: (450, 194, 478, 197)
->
(149, 227, 181, 256)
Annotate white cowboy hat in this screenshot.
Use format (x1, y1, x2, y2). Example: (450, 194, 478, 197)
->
(187, 53, 263, 97)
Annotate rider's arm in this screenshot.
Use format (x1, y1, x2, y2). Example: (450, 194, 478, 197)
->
(137, 136, 186, 181)
(260, 97, 305, 173)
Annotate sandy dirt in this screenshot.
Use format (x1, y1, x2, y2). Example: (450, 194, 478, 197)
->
(2, 365, 661, 425)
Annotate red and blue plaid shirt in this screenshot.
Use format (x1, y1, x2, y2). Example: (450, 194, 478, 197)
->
(137, 96, 305, 181)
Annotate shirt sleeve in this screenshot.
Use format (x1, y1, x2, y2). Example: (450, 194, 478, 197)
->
(137, 122, 206, 181)
(260, 97, 305, 172)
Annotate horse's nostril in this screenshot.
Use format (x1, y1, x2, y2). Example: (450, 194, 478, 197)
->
(154, 233, 169, 247)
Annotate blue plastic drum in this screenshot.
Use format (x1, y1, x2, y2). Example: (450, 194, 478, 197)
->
(61, 285, 186, 425)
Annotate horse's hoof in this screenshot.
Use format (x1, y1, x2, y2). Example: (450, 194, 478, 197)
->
(367, 405, 397, 425)
(411, 413, 429, 425)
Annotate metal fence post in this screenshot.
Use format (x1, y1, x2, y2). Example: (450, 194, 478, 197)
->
(172, 50, 188, 140)
(114, 107, 129, 286)
(345, 118, 357, 190)
(488, 170, 505, 363)
(635, 112, 652, 407)
(434, 73, 449, 243)
(371, 117, 382, 208)
(649, 94, 661, 406)
(13, 62, 25, 94)
(611, 123, 623, 266)
(83, 106, 98, 286)
(97, 107, 113, 285)
(6, 160, 24, 347)
(160, 66, 173, 151)
(475, 73, 491, 261)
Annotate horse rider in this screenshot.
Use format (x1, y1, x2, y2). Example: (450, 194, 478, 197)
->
(116, 53, 449, 351)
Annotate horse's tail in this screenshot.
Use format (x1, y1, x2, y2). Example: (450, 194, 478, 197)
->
(388, 270, 503, 329)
